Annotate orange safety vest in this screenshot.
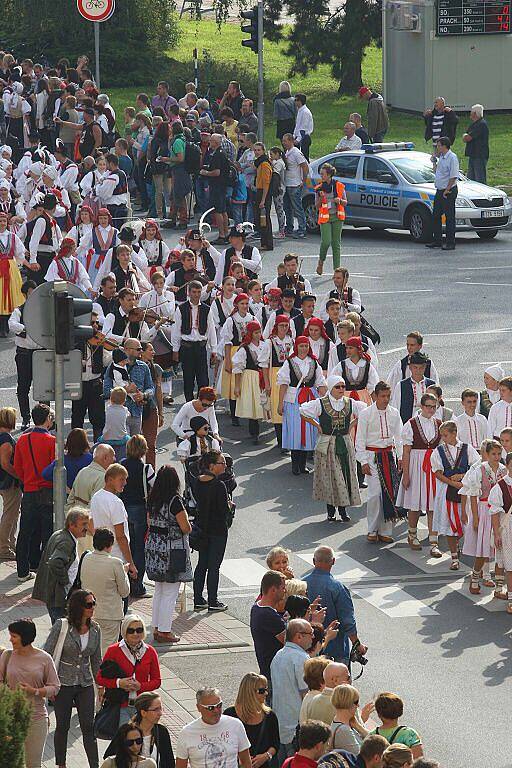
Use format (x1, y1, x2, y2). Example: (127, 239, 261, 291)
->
(315, 180, 346, 224)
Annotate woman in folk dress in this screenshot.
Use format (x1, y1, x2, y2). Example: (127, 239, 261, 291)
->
(330, 335, 379, 406)
(300, 373, 364, 521)
(232, 321, 265, 444)
(305, 317, 332, 377)
(138, 219, 171, 278)
(67, 204, 94, 263)
(488, 451, 512, 613)
(259, 313, 293, 451)
(220, 292, 252, 426)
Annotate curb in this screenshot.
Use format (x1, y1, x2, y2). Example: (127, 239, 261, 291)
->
(153, 640, 250, 652)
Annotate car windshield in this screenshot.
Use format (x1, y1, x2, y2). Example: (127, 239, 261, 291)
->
(388, 156, 436, 184)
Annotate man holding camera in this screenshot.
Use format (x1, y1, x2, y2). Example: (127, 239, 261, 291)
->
(304, 546, 367, 666)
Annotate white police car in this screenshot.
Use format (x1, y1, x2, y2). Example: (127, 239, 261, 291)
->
(302, 142, 512, 242)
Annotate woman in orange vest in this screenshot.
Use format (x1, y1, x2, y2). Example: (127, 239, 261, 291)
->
(315, 163, 347, 275)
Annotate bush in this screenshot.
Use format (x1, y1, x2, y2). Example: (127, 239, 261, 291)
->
(0, 684, 32, 768)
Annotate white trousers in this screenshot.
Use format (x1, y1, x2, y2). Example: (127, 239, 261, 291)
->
(152, 581, 181, 632)
(366, 462, 393, 536)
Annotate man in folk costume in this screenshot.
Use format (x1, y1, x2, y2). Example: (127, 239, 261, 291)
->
(319, 266, 362, 320)
(214, 225, 262, 286)
(27, 193, 63, 286)
(165, 248, 207, 305)
(454, 389, 488, 452)
(479, 364, 504, 419)
(355, 380, 403, 542)
(488, 376, 512, 442)
(232, 320, 266, 444)
(101, 287, 159, 345)
(266, 253, 312, 309)
(291, 293, 318, 338)
(71, 309, 106, 442)
(99, 244, 151, 296)
(183, 227, 220, 281)
(0, 210, 27, 337)
(54, 141, 81, 220)
(79, 208, 120, 289)
(259, 313, 294, 451)
(300, 373, 364, 522)
(396, 392, 443, 557)
(262, 288, 300, 339)
(30, 165, 73, 233)
(94, 228, 149, 293)
(94, 275, 118, 322)
(386, 331, 440, 392)
(323, 298, 341, 343)
(44, 236, 92, 295)
(391, 351, 435, 423)
(138, 270, 176, 405)
(331, 335, 379, 406)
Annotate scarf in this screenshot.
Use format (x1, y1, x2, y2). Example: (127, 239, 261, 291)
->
(253, 153, 271, 168)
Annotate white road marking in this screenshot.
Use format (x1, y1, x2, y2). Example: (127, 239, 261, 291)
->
(364, 289, 433, 296)
(219, 558, 268, 587)
(0, 387, 17, 391)
(479, 360, 512, 365)
(456, 264, 512, 270)
(454, 281, 512, 287)
(379, 346, 406, 356)
(426, 327, 512, 337)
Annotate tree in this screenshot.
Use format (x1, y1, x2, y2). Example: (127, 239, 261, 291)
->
(0, 684, 32, 768)
(0, 0, 180, 87)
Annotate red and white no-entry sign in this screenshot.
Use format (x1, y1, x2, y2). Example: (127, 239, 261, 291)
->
(76, 0, 115, 22)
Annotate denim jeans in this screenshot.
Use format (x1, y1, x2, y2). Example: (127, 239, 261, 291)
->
(16, 491, 53, 577)
(193, 534, 227, 605)
(195, 175, 209, 214)
(284, 185, 306, 235)
(467, 157, 487, 184)
(232, 203, 245, 225)
(125, 503, 147, 595)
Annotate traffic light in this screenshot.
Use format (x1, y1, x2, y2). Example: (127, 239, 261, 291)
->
(54, 291, 93, 355)
(241, 6, 259, 53)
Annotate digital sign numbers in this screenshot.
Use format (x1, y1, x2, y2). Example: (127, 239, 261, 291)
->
(437, 0, 510, 34)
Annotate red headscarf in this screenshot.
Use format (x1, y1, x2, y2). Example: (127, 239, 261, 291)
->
(270, 314, 290, 337)
(306, 317, 329, 341)
(78, 205, 94, 223)
(241, 320, 261, 346)
(231, 292, 249, 315)
(291, 335, 316, 360)
(141, 218, 162, 241)
(346, 335, 371, 361)
(96, 207, 112, 225)
(56, 237, 75, 259)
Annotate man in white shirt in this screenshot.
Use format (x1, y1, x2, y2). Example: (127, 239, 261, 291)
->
(282, 133, 309, 239)
(175, 687, 252, 768)
(488, 376, 512, 440)
(455, 389, 488, 450)
(293, 93, 314, 160)
(96, 153, 129, 229)
(355, 381, 403, 541)
(387, 331, 440, 392)
(90, 463, 137, 580)
(335, 122, 363, 152)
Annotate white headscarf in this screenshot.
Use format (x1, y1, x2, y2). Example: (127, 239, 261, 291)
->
(327, 373, 347, 411)
(42, 165, 58, 183)
(485, 364, 504, 383)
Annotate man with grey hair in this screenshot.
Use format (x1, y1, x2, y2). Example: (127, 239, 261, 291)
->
(67, 444, 115, 511)
(463, 104, 489, 183)
(335, 122, 362, 152)
(424, 97, 458, 147)
(271, 618, 313, 760)
(304, 546, 367, 665)
(200, 133, 230, 243)
(175, 686, 252, 768)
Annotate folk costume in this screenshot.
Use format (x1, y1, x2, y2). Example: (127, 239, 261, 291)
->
(139, 220, 171, 277)
(0, 227, 25, 327)
(387, 352, 440, 392)
(214, 229, 262, 286)
(300, 374, 364, 519)
(461, 460, 507, 566)
(9, 301, 40, 427)
(331, 337, 378, 406)
(355, 401, 403, 539)
(79, 210, 120, 288)
(487, 398, 512, 441)
(28, 206, 63, 286)
(306, 317, 332, 375)
(454, 411, 488, 451)
(488, 474, 512, 612)
(138, 285, 176, 400)
(276, 336, 326, 474)
(392, 375, 436, 423)
(67, 206, 94, 261)
(479, 364, 503, 418)
(219, 294, 252, 421)
(170, 297, 217, 402)
(44, 237, 92, 294)
(258, 314, 293, 446)
(232, 321, 265, 441)
(397, 414, 441, 513)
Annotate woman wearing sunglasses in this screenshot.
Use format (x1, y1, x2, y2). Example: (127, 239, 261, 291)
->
(104, 692, 174, 768)
(44, 589, 102, 768)
(97, 614, 162, 726)
(224, 673, 279, 768)
(100, 723, 157, 768)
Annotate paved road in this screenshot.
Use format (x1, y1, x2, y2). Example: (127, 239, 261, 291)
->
(2, 223, 511, 768)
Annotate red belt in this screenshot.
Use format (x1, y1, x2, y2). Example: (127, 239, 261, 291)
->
(422, 448, 436, 510)
(447, 501, 463, 537)
(367, 446, 393, 452)
(297, 386, 314, 447)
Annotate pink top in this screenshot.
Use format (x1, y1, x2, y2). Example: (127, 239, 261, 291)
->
(0, 647, 60, 719)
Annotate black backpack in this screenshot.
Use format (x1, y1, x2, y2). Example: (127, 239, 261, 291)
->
(227, 161, 239, 187)
(184, 141, 202, 175)
(270, 170, 282, 197)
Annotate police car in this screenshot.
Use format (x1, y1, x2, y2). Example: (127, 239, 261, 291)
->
(302, 142, 512, 242)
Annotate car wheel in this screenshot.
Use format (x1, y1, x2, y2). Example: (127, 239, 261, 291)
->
(406, 205, 433, 243)
(476, 229, 498, 239)
(303, 196, 320, 234)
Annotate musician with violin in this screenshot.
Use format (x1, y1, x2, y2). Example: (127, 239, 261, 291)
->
(71, 310, 107, 442)
(213, 225, 262, 287)
(94, 243, 151, 295)
(265, 253, 312, 309)
(94, 275, 119, 321)
(319, 266, 362, 320)
(164, 249, 212, 305)
(100, 287, 161, 346)
(183, 228, 220, 280)
(138, 271, 176, 406)
(103, 337, 155, 436)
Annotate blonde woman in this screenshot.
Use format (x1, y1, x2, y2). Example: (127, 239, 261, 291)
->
(381, 744, 414, 768)
(224, 673, 280, 767)
(330, 684, 369, 755)
(266, 546, 294, 579)
(0, 406, 21, 559)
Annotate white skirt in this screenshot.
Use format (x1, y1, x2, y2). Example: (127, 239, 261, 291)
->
(462, 499, 494, 559)
(433, 484, 465, 537)
(396, 448, 436, 512)
(496, 513, 512, 571)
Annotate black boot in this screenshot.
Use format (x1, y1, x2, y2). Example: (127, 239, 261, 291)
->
(300, 451, 311, 474)
(338, 506, 351, 522)
(249, 419, 260, 444)
(291, 450, 301, 475)
(327, 504, 336, 521)
(357, 462, 367, 488)
(230, 399, 240, 426)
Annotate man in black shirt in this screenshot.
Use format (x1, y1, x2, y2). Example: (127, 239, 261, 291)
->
(200, 133, 230, 244)
(250, 570, 286, 684)
(462, 104, 490, 184)
(349, 112, 370, 145)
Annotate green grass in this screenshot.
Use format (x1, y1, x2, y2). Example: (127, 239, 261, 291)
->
(109, 18, 512, 188)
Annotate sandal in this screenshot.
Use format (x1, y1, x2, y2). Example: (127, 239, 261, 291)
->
(316, 260, 324, 276)
(469, 571, 481, 595)
(507, 603, 512, 615)
(449, 558, 460, 571)
(494, 589, 508, 600)
(429, 544, 442, 558)
(482, 577, 495, 588)
(367, 533, 379, 543)
(378, 535, 394, 543)
(407, 534, 422, 551)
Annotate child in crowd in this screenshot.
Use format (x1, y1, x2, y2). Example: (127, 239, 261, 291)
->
(100, 386, 130, 460)
(488, 451, 512, 612)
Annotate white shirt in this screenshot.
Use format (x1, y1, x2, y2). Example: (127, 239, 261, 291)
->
(102, 307, 157, 344)
(263, 310, 298, 340)
(331, 357, 379, 394)
(232, 342, 263, 374)
(171, 401, 219, 439)
(488, 473, 512, 516)
(335, 134, 362, 151)
(177, 435, 221, 460)
(90, 489, 130, 561)
(0, 230, 25, 264)
(95, 171, 129, 206)
(58, 162, 79, 194)
(386, 355, 440, 392)
(276, 357, 326, 388)
(175, 715, 251, 768)
(355, 403, 403, 464)
(214, 246, 262, 286)
(80, 169, 109, 198)
(430, 440, 480, 475)
(319, 287, 362, 320)
(265, 275, 313, 296)
(285, 146, 308, 187)
(68, 223, 94, 259)
(308, 337, 331, 369)
(454, 412, 488, 450)
(9, 307, 39, 350)
(487, 399, 512, 439)
(94, 249, 150, 292)
(401, 414, 438, 445)
(391, 377, 431, 416)
(139, 238, 171, 270)
(293, 104, 314, 140)
(299, 395, 366, 419)
(45, 256, 92, 294)
(258, 336, 294, 367)
(171, 301, 217, 352)
(29, 216, 63, 261)
(220, 313, 251, 352)
(210, 295, 235, 334)
(138, 289, 176, 321)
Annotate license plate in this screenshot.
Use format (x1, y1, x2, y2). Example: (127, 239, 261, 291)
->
(482, 209, 503, 218)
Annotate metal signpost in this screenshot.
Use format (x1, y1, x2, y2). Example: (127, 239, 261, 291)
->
(257, 0, 264, 142)
(76, 0, 116, 90)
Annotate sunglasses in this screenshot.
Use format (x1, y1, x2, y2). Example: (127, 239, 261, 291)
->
(84, 601, 96, 609)
(200, 701, 223, 711)
(257, 687, 268, 694)
(200, 402, 213, 408)
(125, 737, 143, 746)
(126, 627, 144, 635)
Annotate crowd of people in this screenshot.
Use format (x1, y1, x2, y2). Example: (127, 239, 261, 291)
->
(0, 50, 501, 768)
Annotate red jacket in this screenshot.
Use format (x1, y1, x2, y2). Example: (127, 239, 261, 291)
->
(14, 428, 55, 492)
(96, 642, 161, 705)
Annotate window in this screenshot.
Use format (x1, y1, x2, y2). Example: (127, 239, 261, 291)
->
(330, 155, 360, 179)
(363, 157, 397, 183)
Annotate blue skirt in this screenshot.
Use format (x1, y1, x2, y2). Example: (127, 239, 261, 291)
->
(282, 388, 319, 451)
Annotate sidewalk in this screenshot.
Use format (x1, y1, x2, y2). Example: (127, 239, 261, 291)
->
(0, 558, 252, 767)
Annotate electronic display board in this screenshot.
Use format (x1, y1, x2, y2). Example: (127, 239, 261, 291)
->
(437, 0, 510, 34)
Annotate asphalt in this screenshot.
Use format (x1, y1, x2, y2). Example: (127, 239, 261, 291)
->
(1, 223, 511, 768)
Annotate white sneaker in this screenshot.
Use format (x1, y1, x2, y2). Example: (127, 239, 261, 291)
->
(17, 572, 35, 582)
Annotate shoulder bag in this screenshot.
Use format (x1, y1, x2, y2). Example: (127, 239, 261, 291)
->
(51, 618, 69, 672)
(67, 550, 90, 602)
(27, 435, 53, 505)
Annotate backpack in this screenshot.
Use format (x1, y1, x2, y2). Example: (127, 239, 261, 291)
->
(270, 170, 282, 197)
(227, 161, 239, 187)
(375, 725, 406, 744)
(184, 141, 202, 175)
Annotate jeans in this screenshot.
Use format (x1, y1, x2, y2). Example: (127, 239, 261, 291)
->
(432, 187, 457, 246)
(319, 218, 344, 269)
(195, 175, 209, 214)
(16, 491, 53, 577)
(193, 533, 227, 605)
(125, 503, 147, 595)
(53, 685, 98, 768)
(232, 203, 245, 225)
(127, 413, 143, 435)
(467, 157, 487, 184)
(284, 185, 306, 235)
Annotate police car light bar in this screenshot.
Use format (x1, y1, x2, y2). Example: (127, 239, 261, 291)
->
(362, 142, 415, 153)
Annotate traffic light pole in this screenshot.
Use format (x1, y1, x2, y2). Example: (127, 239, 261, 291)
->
(257, 0, 264, 141)
(53, 350, 67, 530)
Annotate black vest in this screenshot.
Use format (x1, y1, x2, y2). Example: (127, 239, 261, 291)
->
(223, 245, 256, 279)
(399, 377, 435, 423)
(199, 247, 217, 280)
(77, 339, 103, 375)
(340, 359, 370, 390)
(324, 318, 336, 343)
(317, 341, 330, 371)
(80, 121, 102, 158)
(97, 294, 119, 317)
(288, 358, 318, 388)
(243, 345, 260, 371)
(180, 302, 209, 336)
(112, 308, 140, 339)
(400, 355, 432, 381)
(278, 273, 306, 308)
(214, 298, 228, 327)
(293, 314, 314, 337)
(172, 267, 189, 304)
(336, 343, 347, 363)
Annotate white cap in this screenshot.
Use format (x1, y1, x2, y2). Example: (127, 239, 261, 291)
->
(42, 165, 58, 182)
(485, 364, 505, 383)
(327, 373, 346, 393)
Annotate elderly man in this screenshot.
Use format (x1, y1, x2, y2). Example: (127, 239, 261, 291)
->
(271, 618, 313, 760)
(335, 122, 362, 152)
(426, 137, 460, 251)
(200, 133, 230, 243)
(67, 443, 115, 553)
(32, 508, 90, 623)
(463, 104, 489, 184)
(175, 687, 252, 768)
(239, 98, 259, 134)
(304, 547, 367, 665)
(304, 662, 351, 724)
(423, 97, 458, 148)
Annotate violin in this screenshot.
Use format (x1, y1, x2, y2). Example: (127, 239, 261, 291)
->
(182, 268, 210, 286)
(87, 331, 121, 351)
(128, 306, 174, 326)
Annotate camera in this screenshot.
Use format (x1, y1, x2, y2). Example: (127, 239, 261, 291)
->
(350, 644, 368, 667)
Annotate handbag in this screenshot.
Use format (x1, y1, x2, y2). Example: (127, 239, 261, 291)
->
(93, 699, 121, 740)
(189, 521, 208, 552)
(27, 435, 53, 505)
(51, 618, 69, 671)
(168, 539, 187, 576)
(67, 550, 90, 602)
